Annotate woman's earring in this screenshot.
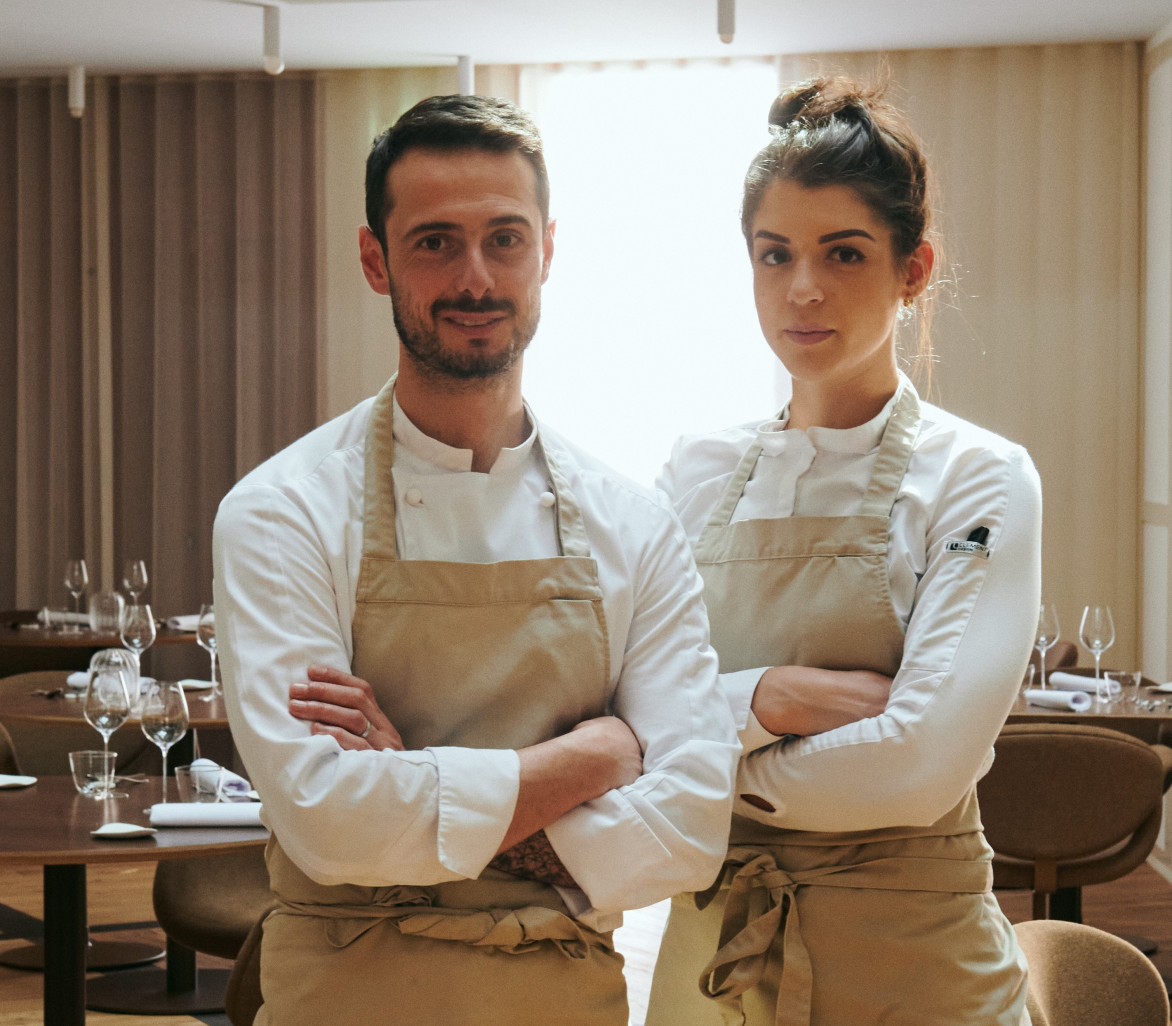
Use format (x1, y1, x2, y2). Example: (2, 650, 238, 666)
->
(902, 296, 915, 309)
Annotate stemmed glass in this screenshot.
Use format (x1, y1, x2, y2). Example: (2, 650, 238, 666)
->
(1079, 605, 1115, 679)
(63, 558, 89, 632)
(83, 668, 131, 798)
(197, 603, 219, 700)
(122, 559, 149, 604)
(140, 681, 189, 804)
(1035, 604, 1060, 689)
(120, 603, 157, 680)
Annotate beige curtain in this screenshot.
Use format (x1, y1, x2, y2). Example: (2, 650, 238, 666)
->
(771, 45, 1142, 665)
(1, 73, 320, 640)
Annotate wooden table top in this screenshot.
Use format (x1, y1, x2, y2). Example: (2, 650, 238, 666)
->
(0, 684, 228, 728)
(0, 776, 267, 866)
(0, 615, 197, 649)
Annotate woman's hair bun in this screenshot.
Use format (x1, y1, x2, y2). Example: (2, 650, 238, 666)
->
(768, 77, 875, 133)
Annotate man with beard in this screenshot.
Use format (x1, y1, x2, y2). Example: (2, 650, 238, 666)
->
(212, 94, 739, 1024)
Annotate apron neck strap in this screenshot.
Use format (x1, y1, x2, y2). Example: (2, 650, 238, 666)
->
(360, 376, 590, 560)
(858, 385, 921, 517)
(703, 440, 764, 532)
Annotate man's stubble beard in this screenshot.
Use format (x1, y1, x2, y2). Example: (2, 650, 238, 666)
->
(389, 276, 540, 384)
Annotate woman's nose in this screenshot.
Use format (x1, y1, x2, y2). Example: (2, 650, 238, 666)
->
(787, 260, 823, 305)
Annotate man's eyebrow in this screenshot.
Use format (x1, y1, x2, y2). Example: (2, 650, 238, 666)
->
(403, 214, 534, 241)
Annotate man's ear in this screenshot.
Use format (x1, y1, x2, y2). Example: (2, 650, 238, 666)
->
(359, 225, 391, 296)
(540, 219, 556, 285)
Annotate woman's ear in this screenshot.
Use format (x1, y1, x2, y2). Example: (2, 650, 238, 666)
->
(903, 240, 935, 301)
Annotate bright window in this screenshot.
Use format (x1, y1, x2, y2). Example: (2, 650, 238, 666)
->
(520, 60, 789, 487)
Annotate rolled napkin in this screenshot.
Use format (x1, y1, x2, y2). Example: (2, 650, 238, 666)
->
(149, 802, 264, 828)
(187, 757, 253, 802)
(1047, 671, 1121, 696)
(1025, 688, 1092, 711)
(37, 610, 90, 627)
(66, 671, 155, 690)
(165, 614, 201, 631)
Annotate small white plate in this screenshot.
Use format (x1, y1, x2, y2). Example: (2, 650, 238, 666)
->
(1147, 682, 1172, 694)
(178, 679, 213, 691)
(0, 774, 37, 789)
(91, 822, 158, 839)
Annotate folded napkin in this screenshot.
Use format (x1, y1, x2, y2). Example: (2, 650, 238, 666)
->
(1048, 671, 1121, 695)
(165, 614, 201, 631)
(37, 610, 89, 626)
(1025, 688, 1092, 711)
(187, 758, 253, 802)
(0, 774, 37, 789)
(149, 802, 264, 828)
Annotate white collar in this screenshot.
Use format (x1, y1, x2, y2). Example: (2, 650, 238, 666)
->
(391, 394, 539, 475)
(755, 375, 913, 456)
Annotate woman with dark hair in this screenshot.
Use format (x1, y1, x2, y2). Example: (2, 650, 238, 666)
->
(646, 77, 1039, 1025)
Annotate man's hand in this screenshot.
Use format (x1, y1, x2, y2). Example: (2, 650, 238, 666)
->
(289, 665, 405, 752)
(751, 666, 892, 738)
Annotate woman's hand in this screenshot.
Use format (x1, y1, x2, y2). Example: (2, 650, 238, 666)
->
(751, 666, 892, 738)
(289, 665, 405, 752)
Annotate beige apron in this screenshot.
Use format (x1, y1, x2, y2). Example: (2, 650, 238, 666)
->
(256, 378, 629, 1025)
(648, 386, 1028, 1026)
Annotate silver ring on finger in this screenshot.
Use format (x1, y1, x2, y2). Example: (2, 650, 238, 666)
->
(360, 716, 372, 739)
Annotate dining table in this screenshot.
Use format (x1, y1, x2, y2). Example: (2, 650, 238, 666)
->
(0, 775, 268, 1026)
(1006, 669, 1172, 745)
(0, 610, 199, 676)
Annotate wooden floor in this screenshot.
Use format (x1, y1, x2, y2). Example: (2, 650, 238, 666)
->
(4, 862, 1172, 1025)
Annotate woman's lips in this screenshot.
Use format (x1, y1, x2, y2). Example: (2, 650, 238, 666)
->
(784, 327, 834, 346)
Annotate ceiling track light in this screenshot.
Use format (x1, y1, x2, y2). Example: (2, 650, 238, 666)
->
(68, 64, 85, 118)
(457, 55, 474, 95)
(718, 0, 735, 44)
(263, 4, 285, 75)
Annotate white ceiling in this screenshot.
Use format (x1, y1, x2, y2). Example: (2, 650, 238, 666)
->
(2, 0, 1170, 77)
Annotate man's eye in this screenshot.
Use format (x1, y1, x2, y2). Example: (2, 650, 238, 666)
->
(419, 236, 446, 251)
(493, 233, 520, 248)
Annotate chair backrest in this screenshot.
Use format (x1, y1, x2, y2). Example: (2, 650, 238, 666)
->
(978, 723, 1166, 862)
(0, 671, 152, 776)
(1015, 919, 1170, 1025)
(0, 721, 21, 775)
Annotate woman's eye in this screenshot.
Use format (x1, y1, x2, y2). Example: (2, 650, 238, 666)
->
(831, 246, 865, 265)
(760, 247, 790, 266)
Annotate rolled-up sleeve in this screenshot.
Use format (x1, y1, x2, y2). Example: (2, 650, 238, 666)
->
(731, 445, 1042, 831)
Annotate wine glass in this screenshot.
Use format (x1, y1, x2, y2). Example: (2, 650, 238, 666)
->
(1079, 605, 1115, 679)
(83, 669, 131, 798)
(63, 558, 89, 633)
(1034, 604, 1060, 689)
(197, 603, 219, 699)
(139, 681, 189, 804)
(122, 559, 149, 603)
(120, 603, 157, 680)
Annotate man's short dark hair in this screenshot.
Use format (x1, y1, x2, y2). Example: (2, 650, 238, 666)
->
(364, 94, 550, 252)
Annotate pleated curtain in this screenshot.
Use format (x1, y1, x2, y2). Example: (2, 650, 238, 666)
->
(1, 73, 319, 638)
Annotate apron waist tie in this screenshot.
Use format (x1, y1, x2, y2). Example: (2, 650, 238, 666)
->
(697, 845, 993, 1025)
(275, 894, 611, 960)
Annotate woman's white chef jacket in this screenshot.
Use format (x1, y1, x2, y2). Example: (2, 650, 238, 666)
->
(213, 395, 739, 929)
(659, 379, 1042, 832)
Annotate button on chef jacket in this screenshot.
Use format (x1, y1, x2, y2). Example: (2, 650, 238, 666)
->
(213, 392, 739, 930)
